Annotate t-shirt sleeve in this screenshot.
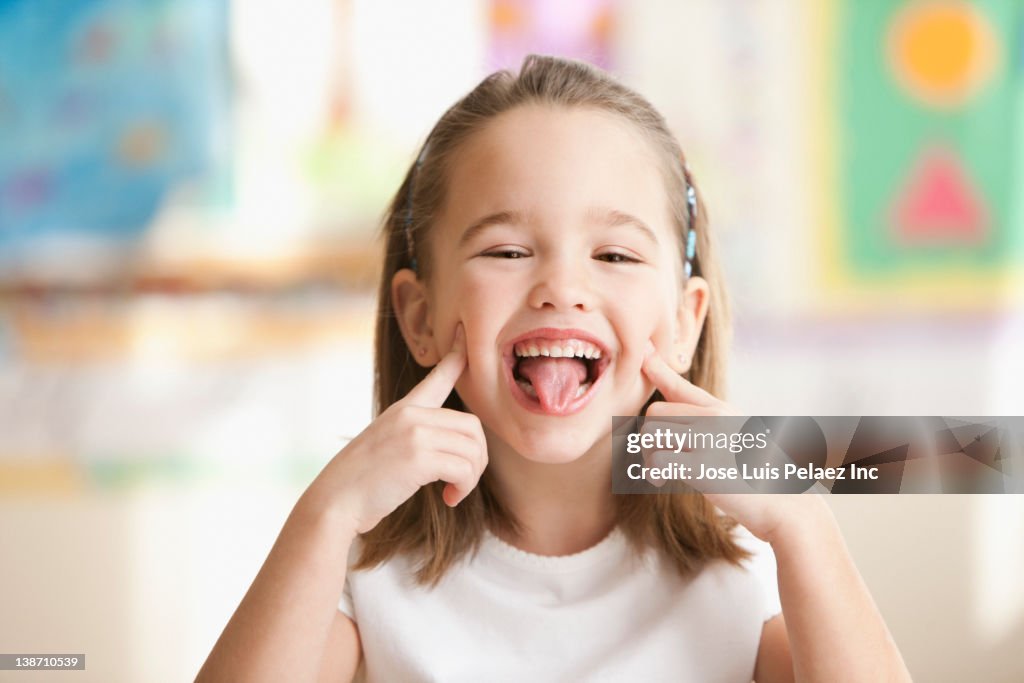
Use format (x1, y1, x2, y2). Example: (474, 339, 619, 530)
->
(732, 524, 783, 623)
(337, 538, 361, 621)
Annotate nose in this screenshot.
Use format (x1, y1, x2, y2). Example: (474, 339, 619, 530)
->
(526, 252, 597, 312)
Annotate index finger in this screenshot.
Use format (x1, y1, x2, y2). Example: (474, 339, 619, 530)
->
(403, 323, 468, 407)
(641, 344, 718, 408)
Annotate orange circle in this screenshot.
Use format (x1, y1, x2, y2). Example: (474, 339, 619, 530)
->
(887, 1, 999, 108)
(116, 122, 168, 167)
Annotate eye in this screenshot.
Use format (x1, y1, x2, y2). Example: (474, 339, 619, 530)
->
(482, 248, 529, 259)
(595, 251, 640, 264)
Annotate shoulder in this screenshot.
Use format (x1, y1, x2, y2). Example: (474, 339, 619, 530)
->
(338, 535, 421, 620)
(730, 523, 778, 574)
(728, 524, 782, 624)
(672, 521, 780, 624)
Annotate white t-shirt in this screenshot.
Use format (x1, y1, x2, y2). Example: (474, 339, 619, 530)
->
(337, 525, 781, 683)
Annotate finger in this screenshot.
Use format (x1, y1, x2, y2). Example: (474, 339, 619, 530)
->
(402, 407, 488, 471)
(404, 426, 484, 505)
(404, 323, 467, 407)
(644, 450, 672, 488)
(429, 451, 480, 506)
(645, 401, 722, 418)
(442, 411, 489, 472)
(434, 430, 487, 480)
(638, 416, 748, 493)
(403, 422, 482, 468)
(638, 420, 695, 485)
(433, 409, 488, 450)
(642, 345, 718, 407)
(641, 419, 695, 457)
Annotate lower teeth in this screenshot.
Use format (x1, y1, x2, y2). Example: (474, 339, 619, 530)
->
(517, 379, 537, 398)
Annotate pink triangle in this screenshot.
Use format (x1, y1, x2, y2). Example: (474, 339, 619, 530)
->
(890, 147, 988, 245)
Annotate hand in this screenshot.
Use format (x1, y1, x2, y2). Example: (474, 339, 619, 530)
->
(641, 340, 738, 419)
(641, 342, 826, 544)
(307, 324, 488, 534)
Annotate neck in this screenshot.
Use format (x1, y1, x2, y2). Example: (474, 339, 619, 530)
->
(483, 432, 617, 557)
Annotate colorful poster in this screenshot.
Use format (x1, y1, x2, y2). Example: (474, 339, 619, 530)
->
(0, 0, 229, 259)
(816, 0, 1024, 311)
(488, 0, 617, 71)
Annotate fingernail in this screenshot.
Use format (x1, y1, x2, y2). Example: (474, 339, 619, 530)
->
(645, 340, 656, 355)
(455, 323, 465, 343)
(444, 486, 458, 506)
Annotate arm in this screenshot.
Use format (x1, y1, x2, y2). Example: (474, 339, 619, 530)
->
(639, 349, 910, 683)
(197, 326, 485, 682)
(196, 490, 361, 682)
(756, 497, 911, 683)
(754, 614, 794, 683)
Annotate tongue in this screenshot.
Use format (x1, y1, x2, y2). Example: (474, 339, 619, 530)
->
(517, 357, 588, 413)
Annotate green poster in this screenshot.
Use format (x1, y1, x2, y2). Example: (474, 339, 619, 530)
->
(822, 0, 1024, 308)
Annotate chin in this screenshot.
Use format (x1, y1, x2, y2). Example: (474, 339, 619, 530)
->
(501, 422, 610, 465)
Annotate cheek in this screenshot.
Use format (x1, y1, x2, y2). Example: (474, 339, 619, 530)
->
(450, 265, 521, 327)
(428, 264, 495, 325)
(605, 282, 677, 389)
(455, 282, 505, 342)
(443, 275, 511, 380)
(614, 273, 679, 336)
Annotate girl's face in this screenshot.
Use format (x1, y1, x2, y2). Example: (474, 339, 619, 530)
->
(395, 104, 708, 463)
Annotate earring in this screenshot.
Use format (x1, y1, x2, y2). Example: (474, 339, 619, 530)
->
(418, 347, 428, 356)
(678, 353, 689, 367)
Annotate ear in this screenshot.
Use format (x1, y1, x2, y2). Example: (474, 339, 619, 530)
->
(392, 268, 440, 366)
(671, 276, 710, 374)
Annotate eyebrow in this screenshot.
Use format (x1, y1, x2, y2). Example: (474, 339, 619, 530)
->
(457, 207, 660, 246)
(588, 207, 660, 245)
(457, 210, 525, 247)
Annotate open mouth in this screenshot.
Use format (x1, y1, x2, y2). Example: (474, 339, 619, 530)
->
(504, 333, 611, 415)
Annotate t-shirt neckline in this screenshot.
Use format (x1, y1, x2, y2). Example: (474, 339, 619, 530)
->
(479, 525, 625, 573)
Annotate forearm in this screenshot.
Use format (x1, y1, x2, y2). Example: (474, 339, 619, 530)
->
(770, 498, 911, 683)
(196, 489, 357, 682)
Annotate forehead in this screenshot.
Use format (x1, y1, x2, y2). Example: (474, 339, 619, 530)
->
(437, 104, 674, 235)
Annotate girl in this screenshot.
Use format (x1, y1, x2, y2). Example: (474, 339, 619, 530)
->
(198, 55, 910, 682)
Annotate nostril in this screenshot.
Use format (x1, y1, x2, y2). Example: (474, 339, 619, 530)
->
(527, 274, 597, 313)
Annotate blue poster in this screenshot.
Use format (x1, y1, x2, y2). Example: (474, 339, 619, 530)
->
(0, 0, 229, 256)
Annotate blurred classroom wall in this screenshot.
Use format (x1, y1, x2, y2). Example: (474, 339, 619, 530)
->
(1, 1, 1023, 680)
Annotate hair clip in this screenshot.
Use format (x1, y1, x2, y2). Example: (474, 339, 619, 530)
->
(684, 184, 697, 278)
(404, 144, 430, 273)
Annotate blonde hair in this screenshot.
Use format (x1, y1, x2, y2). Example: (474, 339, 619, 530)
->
(357, 54, 747, 585)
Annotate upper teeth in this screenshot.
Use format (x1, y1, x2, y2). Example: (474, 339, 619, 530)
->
(513, 340, 602, 359)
